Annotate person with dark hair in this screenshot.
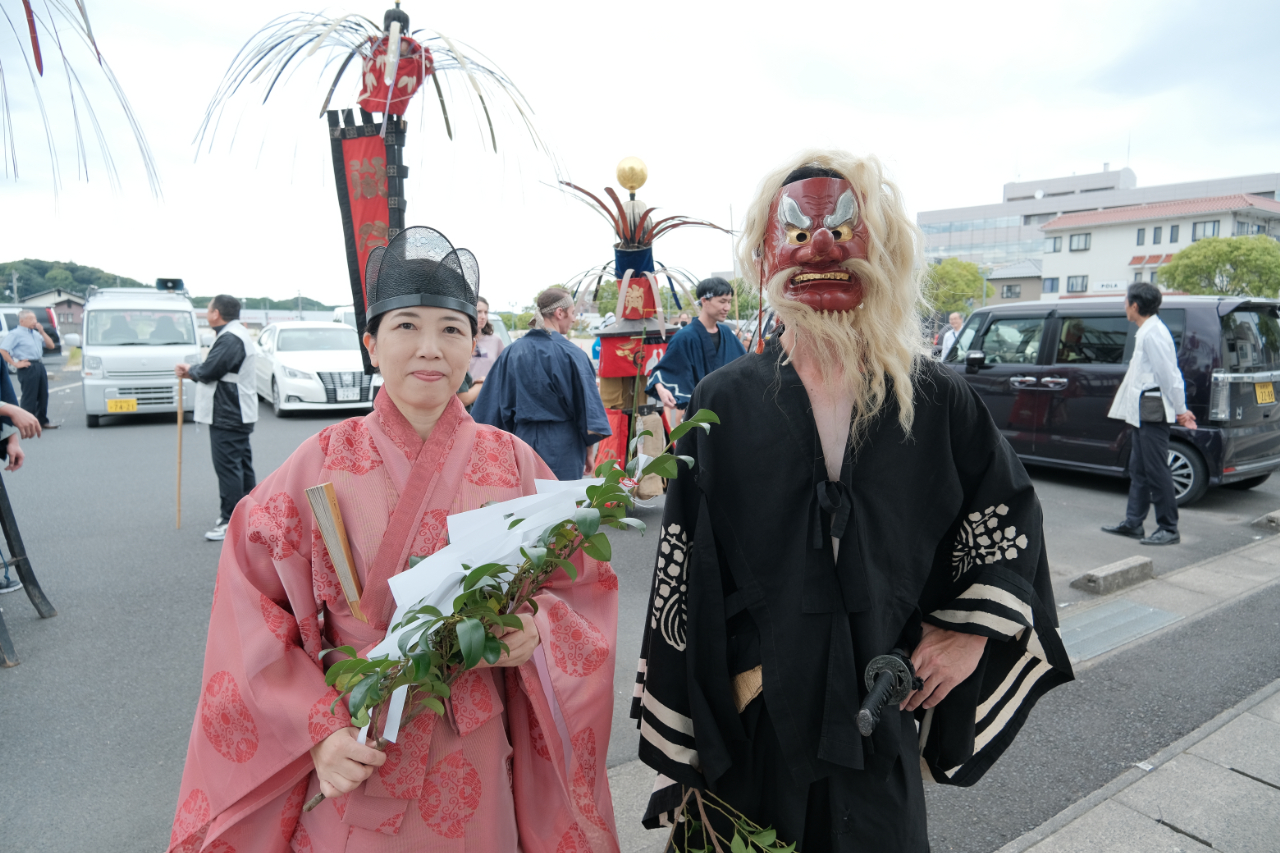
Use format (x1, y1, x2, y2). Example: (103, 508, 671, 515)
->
(1102, 282, 1196, 545)
(169, 227, 619, 853)
(175, 294, 258, 541)
(457, 295, 503, 408)
(646, 276, 747, 425)
(472, 286, 611, 479)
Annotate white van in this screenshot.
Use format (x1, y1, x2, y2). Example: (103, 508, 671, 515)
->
(333, 305, 358, 329)
(68, 283, 210, 427)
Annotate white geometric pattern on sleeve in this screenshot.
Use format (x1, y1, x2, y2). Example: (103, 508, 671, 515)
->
(951, 504, 1029, 580)
(650, 523, 689, 651)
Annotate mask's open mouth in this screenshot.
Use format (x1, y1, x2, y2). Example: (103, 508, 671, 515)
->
(784, 272, 864, 312)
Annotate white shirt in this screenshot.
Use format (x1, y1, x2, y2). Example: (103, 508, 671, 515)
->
(939, 328, 959, 360)
(1107, 315, 1187, 428)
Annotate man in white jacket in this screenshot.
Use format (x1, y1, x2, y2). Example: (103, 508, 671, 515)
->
(1102, 283, 1196, 545)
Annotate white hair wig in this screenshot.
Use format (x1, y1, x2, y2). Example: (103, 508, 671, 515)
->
(736, 149, 930, 443)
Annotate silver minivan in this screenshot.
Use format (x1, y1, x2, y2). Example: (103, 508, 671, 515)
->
(69, 284, 210, 427)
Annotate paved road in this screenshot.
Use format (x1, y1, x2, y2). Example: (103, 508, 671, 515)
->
(0, 384, 1277, 852)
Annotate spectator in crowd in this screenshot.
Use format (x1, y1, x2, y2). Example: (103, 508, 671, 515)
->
(457, 296, 503, 408)
(0, 365, 41, 594)
(472, 287, 610, 479)
(939, 311, 964, 360)
(174, 295, 258, 541)
(1103, 282, 1196, 546)
(647, 277, 747, 426)
(676, 311, 692, 327)
(0, 310, 58, 429)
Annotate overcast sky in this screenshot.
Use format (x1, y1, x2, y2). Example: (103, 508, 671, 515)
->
(2, 0, 1277, 312)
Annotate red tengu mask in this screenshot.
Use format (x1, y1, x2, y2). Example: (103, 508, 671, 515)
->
(762, 176, 869, 312)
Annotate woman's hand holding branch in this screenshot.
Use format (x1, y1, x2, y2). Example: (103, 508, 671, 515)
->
(310, 727, 387, 799)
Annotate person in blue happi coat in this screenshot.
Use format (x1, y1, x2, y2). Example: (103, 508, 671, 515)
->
(647, 277, 747, 423)
(472, 286, 611, 480)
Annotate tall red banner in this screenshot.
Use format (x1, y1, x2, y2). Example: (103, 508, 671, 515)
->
(342, 135, 391, 306)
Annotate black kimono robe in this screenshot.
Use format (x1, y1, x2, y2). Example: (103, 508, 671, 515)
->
(631, 340, 1074, 851)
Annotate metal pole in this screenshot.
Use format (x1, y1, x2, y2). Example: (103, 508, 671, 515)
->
(176, 379, 183, 528)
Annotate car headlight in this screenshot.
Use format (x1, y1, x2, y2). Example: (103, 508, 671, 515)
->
(84, 355, 102, 370)
(282, 366, 315, 381)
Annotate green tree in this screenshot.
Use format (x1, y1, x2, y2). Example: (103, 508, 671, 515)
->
(1157, 235, 1280, 297)
(925, 258, 992, 315)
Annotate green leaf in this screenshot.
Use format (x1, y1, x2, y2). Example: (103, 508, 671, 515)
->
(625, 456, 639, 478)
(418, 696, 446, 717)
(613, 517, 646, 533)
(628, 429, 653, 454)
(751, 829, 776, 847)
(351, 706, 371, 728)
(640, 454, 679, 479)
(318, 645, 357, 661)
(497, 614, 525, 630)
(348, 671, 382, 715)
(580, 532, 612, 562)
(731, 832, 747, 853)
(521, 546, 548, 569)
(463, 562, 505, 592)
(507, 516, 525, 529)
(677, 455, 695, 470)
(573, 507, 601, 539)
(457, 618, 486, 669)
(408, 555, 427, 568)
(482, 633, 505, 665)
(774, 844, 796, 853)
(688, 408, 720, 425)
(592, 460, 617, 478)
(550, 556, 578, 581)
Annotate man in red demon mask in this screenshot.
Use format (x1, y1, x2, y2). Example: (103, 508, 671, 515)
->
(632, 152, 1073, 850)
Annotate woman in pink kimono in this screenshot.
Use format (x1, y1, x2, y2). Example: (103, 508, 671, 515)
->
(169, 228, 621, 853)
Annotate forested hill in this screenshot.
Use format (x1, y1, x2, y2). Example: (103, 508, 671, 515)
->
(0, 259, 146, 298)
(0, 259, 336, 310)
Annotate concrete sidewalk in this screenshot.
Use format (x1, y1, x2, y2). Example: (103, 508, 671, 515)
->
(609, 533, 1280, 853)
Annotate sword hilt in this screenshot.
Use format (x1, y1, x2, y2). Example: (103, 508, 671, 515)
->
(856, 652, 922, 737)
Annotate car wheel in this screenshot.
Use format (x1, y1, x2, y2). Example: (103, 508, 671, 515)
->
(272, 378, 290, 418)
(86, 414, 100, 428)
(1223, 473, 1271, 491)
(1168, 441, 1208, 506)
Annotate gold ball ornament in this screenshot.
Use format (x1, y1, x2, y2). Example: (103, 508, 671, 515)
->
(616, 157, 648, 192)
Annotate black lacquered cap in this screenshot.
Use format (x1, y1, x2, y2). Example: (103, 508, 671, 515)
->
(365, 226, 479, 322)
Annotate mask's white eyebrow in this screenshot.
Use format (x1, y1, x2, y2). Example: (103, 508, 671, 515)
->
(824, 189, 856, 229)
(778, 193, 812, 230)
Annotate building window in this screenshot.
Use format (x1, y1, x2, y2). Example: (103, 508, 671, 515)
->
(1001, 284, 1022, 299)
(1045, 236, 1062, 253)
(1153, 226, 1162, 245)
(1067, 275, 1089, 293)
(1192, 220, 1219, 241)
(1137, 228, 1145, 246)
(1133, 271, 1144, 283)
(1042, 277, 1059, 294)
(1150, 271, 1158, 284)
(1169, 224, 1179, 243)
(1069, 233, 1091, 251)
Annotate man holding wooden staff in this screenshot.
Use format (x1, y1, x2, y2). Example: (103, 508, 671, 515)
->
(174, 294, 258, 541)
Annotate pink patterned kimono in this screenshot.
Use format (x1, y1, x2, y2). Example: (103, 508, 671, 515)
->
(169, 393, 621, 853)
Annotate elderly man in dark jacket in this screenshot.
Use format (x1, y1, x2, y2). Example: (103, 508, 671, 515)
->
(175, 295, 258, 541)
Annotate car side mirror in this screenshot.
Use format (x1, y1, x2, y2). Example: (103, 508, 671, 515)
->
(965, 350, 986, 374)
(201, 331, 215, 346)
(64, 333, 81, 348)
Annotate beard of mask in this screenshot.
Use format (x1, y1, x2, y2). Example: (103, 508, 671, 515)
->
(766, 255, 906, 446)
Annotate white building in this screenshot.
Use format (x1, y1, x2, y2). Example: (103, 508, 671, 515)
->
(918, 168, 1280, 272)
(1039, 194, 1280, 300)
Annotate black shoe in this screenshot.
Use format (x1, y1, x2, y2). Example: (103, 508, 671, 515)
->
(1141, 529, 1180, 546)
(1102, 521, 1145, 539)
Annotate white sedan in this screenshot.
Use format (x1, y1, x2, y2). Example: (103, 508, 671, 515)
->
(254, 321, 381, 416)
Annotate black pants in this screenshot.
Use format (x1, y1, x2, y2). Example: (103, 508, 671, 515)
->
(209, 426, 255, 523)
(1126, 420, 1178, 533)
(15, 363, 48, 425)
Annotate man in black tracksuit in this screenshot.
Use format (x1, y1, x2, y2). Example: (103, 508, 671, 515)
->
(175, 294, 259, 541)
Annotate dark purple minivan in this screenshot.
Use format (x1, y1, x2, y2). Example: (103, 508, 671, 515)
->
(944, 295, 1280, 505)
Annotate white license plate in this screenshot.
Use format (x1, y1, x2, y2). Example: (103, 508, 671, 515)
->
(336, 387, 360, 402)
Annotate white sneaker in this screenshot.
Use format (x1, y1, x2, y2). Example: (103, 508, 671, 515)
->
(0, 577, 22, 594)
(205, 520, 229, 541)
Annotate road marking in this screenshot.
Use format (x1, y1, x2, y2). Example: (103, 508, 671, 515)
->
(51, 382, 82, 393)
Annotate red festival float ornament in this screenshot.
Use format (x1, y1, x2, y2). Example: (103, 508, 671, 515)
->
(197, 1, 543, 368)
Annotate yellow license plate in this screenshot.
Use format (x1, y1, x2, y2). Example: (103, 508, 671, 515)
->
(106, 398, 138, 413)
(1256, 382, 1275, 405)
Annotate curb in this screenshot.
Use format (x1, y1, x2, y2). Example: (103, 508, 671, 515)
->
(995, 676, 1280, 853)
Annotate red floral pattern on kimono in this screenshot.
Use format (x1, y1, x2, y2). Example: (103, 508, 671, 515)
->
(247, 493, 302, 561)
(465, 428, 522, 488)
(597, 562, 619, 592)
(548, 600, 610, 677)
(200, 671, 259, 764)
(169, 393, 620, 853)
(319, 419, 383, 475)
(418, 750, 483, 838)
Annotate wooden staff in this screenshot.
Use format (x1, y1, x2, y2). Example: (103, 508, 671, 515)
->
(176, 378, 183, 528)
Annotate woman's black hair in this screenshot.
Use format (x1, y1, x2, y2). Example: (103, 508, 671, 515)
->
(476, 296, 494, 337)
(1126, 282, 1162, 317)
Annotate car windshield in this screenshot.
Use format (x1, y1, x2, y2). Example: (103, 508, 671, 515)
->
(85, 310, 196, 345)
(277, 327, 359, 352)
(1222, 309, 1280, 373)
